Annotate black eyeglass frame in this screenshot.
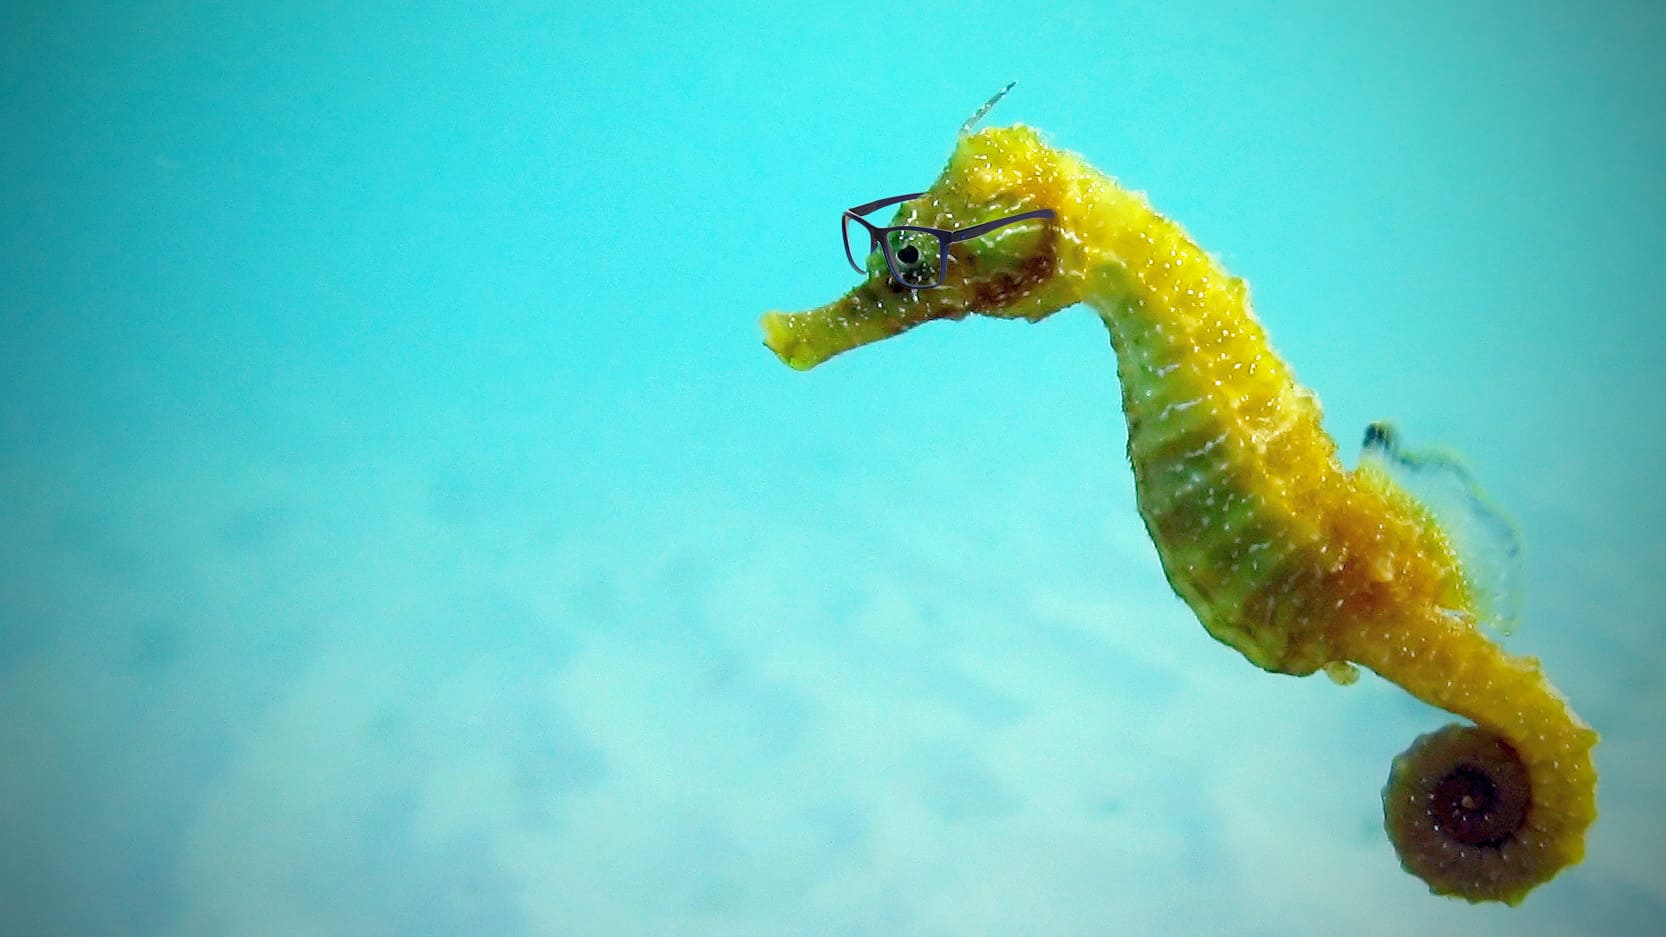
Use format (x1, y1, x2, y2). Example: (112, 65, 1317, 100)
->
(841, 192, 1057, 290)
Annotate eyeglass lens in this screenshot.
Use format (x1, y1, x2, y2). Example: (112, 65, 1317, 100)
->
(884, 230, 942, 288)
(842, 215, 873, 275)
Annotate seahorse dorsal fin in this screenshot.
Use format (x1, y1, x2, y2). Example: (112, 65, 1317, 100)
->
(1358, 422, 1524, 634)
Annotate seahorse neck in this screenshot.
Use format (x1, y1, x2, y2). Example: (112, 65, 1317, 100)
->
(1051, 164, 1344, 498)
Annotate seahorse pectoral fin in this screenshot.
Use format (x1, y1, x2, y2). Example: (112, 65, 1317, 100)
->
(1357, 422, 1525, 634)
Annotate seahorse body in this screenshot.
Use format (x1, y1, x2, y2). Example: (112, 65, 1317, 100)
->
(761, 120, 1596, 904)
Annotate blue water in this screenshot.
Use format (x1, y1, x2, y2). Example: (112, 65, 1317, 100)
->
(4, 2, 1664, 935)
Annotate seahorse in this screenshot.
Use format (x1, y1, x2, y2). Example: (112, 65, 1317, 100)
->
(759, 99, 1597, 905)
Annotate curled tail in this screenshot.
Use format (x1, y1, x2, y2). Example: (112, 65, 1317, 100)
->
(1346, 613, 1598, 904)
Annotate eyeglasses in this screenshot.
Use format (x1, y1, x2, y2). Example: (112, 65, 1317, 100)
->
(842, 193, 1056, 290)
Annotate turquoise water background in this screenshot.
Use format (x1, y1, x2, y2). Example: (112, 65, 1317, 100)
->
(4, 2, 1665, 935)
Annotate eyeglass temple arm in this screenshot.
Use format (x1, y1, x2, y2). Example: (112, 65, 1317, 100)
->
(947, 208, 1057, 243)
(845, 192, 928, 218)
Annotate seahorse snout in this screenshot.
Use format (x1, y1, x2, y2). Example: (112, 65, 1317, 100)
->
(759, 308, 834, 371)
(760, 284, 941, 371)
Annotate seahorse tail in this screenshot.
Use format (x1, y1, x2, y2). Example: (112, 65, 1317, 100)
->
(1343, 613, 1598, 905)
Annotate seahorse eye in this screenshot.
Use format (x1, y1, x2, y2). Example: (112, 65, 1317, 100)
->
(896, 244, 920, 264)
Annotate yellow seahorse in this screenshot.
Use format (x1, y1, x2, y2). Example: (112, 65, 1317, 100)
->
(759, 97, 1596, 905)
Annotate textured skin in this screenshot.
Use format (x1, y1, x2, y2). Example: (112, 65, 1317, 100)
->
(761, 123, 1597, 903)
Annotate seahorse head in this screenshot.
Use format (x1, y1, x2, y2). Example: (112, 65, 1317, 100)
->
(761, 125, 1090, 370)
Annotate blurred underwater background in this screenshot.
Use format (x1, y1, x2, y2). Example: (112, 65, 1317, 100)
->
(3, 1, 1665, 935)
